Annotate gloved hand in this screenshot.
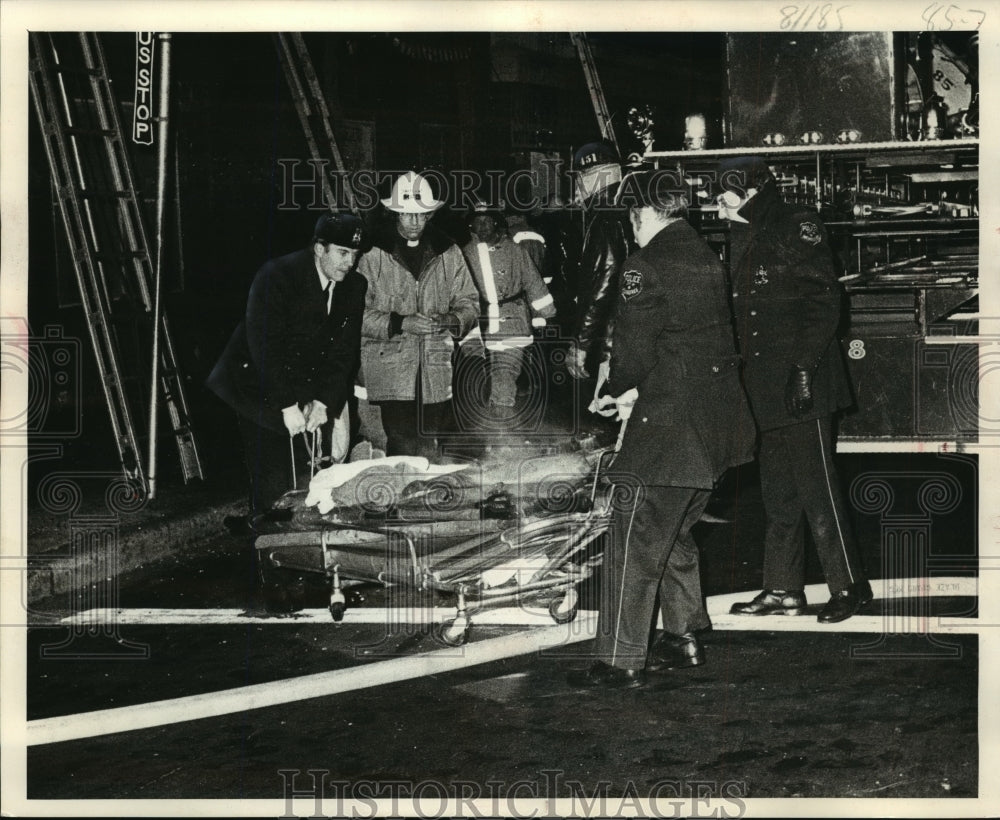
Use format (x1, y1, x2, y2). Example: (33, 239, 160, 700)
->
(304, 399, 328, 433)
(784, 367, 814, 416)
(588, 393, 619, 417)
(588, 387, 638, 421)
(432, 312, 461, 336)
(566, 344, 588, 380)
(401, 313, 436, 335)
(281, 404, 307, 436)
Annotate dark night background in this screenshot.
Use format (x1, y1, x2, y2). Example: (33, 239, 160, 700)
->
(17, 29, 983, 804)
(27, 31, 726, 480)
(24, 30, 980, 567)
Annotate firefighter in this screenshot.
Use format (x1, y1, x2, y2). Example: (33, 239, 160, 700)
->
(460, 200, 555, 419)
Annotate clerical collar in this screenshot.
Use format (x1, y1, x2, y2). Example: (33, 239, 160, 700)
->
(406, 239, 420, 248)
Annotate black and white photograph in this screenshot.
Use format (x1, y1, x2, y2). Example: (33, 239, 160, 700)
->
(1, 1, 998, 816)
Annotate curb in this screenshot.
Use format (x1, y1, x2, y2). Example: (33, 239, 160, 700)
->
(27, 498, 246, 604)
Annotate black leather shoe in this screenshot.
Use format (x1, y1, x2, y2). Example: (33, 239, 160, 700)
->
(646, 632, 705, 672)
(817, 580, 873, 623)
(729, 589, 806, 616)
(566, 661, 645, 690)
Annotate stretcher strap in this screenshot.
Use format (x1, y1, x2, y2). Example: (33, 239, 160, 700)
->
(307, 429, 323, 477)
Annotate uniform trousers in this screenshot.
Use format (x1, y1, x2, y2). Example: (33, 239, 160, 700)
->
(758, 415, 866, 594)
(237, 415, 305, 518)
(595, 483, 713, 670)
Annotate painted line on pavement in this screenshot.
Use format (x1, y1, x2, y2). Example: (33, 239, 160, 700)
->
(57, 577, 977, 632)
(30, 577, 978, 746)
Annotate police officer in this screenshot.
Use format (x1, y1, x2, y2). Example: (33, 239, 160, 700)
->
(568, 170, 755, 689)
(207, 212, 368, 527)
(564, 140, 636, 380)
(721, 157, 872, 623)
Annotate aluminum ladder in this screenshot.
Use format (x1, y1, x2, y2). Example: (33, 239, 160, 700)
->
(570, 33, 620, 156)
(28, 31, 203, 491)
(273, 32, 357, 213)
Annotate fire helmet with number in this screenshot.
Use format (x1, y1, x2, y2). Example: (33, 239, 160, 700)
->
(381, 171, 445, 213)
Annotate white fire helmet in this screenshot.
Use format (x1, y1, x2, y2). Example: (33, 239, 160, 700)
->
(381, 171, 444, 213)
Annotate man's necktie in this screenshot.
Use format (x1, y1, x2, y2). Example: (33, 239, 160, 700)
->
(324, 281, 332, 314)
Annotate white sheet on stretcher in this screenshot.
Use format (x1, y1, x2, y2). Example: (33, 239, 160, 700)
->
(304, 456, 470, 514)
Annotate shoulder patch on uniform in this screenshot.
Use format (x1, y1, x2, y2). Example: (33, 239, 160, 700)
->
(621, 268, 644, 301)
(799, 221, 822, 246)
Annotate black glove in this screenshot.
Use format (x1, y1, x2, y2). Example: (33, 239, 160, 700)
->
(784, 367, 814, 417)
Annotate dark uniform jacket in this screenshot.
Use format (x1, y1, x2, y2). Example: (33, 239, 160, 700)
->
(207, 247, 367, 434)
(567, 182, 636, 375)
(610, 220, 755, 488)
(730, 184, 853, 431)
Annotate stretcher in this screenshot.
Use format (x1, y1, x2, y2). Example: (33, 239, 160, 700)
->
(253, 446, 614, 645)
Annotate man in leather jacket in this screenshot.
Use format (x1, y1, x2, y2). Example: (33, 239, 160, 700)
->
(564, 141, 636, 380)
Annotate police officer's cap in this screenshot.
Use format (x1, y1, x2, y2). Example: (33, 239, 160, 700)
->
(573, 140, 620, 171)
(313, 212, 366, 249)
(615, 169, 688, 215)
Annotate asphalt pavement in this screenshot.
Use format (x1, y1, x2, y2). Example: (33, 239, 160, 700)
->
(19, 375, 983, 811)
(22, 459, 979, 805)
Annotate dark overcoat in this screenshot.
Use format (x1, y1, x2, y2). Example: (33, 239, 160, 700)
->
(207, 247, 367, 433)
(609, 219, 755, 489)
(730, 185, 853, 431)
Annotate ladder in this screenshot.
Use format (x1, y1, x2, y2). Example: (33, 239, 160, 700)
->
(273, 33, 357, 213)
(29, 32, 203, 490)
(570, 33, 619, 156)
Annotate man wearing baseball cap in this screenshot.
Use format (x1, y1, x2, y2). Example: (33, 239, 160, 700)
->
(208, 212, 369, 527)
(356, 172, 479, 459)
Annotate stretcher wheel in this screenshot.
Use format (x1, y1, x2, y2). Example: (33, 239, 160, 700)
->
(436, 617, 469, 647)
(329, 601, 346, 622)
(548, 589, 579, 624)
